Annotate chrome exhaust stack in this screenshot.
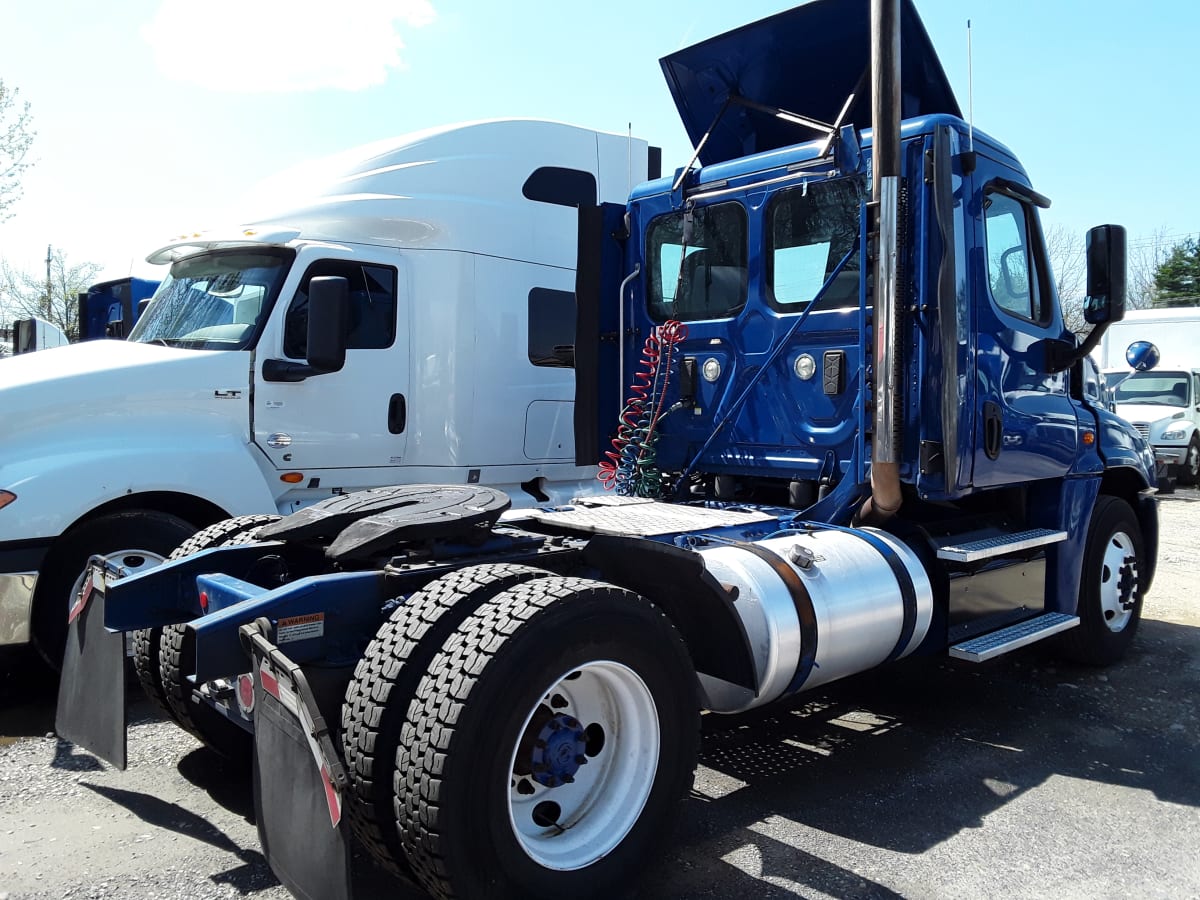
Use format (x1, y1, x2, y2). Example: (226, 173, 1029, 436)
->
(860, 0, 904, 524)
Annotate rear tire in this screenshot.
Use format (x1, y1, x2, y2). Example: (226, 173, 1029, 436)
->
(146, 514, 280, 755)
(1058, 496, 1144, 666)
(394, 576, 699, 900)
(341, 563, 554, 876)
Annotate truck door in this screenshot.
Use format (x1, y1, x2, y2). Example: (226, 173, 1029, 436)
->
(253, 256, 408, 473)
(970, 171, 1079, 487)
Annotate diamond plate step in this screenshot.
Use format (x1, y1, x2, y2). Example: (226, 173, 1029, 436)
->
(948, 612, 1078, 662)
(936, 528, 1067, 563)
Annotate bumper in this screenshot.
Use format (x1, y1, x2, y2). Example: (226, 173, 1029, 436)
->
(0, 541, 50, 647)
(1154, 444, 1187, 466)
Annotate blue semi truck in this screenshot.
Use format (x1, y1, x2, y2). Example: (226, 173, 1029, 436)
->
(77, 276, 159, 341)
(57, 2, 1159, 899)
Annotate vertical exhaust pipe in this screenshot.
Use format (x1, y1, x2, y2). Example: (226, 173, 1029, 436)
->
(859, 0, 904, 524)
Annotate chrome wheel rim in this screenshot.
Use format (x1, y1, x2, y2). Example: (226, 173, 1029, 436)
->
(68, 548, 169, 615)
(1098, 530, 1138, 633)
(506, 660, 659, 871)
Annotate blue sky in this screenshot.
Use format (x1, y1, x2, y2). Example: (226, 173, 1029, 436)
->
(1, 0, 1196, 283)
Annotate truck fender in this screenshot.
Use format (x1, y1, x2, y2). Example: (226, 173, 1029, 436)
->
(1, 434, 278, 543)
(581, 534, 757, 691)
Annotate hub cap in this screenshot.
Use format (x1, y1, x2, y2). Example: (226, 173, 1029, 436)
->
(1099, 530, 1138, 633)
(68, 549, 169, 615)
(507, 661, 659, 871)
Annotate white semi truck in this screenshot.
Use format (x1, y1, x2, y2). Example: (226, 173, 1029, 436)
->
(0, 119, 653, 662)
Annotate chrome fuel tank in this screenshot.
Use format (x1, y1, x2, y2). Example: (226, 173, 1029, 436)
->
(697, 527, 933, 713)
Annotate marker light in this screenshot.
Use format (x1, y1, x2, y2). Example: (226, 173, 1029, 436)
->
(0, 490, 16, 511)
(702, 358, 722, 382)
(281, 472, 305, 484)
(794, 354, 817, 380)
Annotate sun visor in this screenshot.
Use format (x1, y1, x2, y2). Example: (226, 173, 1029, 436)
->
(660, 0, 960, 166)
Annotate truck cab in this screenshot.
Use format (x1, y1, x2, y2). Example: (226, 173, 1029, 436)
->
(0, 119, 653, 664)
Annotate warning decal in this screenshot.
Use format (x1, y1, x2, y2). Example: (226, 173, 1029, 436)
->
(277, 612, 325, 644)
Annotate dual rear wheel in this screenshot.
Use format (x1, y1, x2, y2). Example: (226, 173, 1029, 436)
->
(341, 567, 700, 899)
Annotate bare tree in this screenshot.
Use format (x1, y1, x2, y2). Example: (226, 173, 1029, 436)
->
(1128, 227, 1174, 311)
(0, 78, 36, 221)
(1, 250, 101, 340)
(1044, 224, 1086, 332)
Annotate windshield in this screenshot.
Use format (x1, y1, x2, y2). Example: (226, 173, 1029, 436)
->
(129, 249, 293, 350)
(1111, 371, 1189, 407)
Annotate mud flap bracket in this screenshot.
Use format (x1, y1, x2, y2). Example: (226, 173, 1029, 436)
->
(240, 617, 351, 900)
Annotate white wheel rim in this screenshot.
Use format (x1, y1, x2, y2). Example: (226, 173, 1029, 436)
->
(506, 660, 659, 871)
(68, 548, 169, 614)
(1098, 530, 1138, 633)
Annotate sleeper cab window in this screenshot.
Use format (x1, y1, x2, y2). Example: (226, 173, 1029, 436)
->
(769, 175, 864, 310)
(983, 191, 1045, 323)
(646, 201, 747, 322)
(284, 261, 398, 359)
(528, 288, 576, 368)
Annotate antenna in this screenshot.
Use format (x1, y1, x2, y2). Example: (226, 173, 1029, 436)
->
(627, 122, 633, 194)
(967, 19, 975, 153)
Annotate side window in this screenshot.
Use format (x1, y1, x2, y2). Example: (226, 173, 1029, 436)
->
(769, 175, 863, 309)
(983, 191, 1044, 322)
(1194, 373, 1200, 406)
(284, 261, 397, 359)
(646, 201, 747, 322)
(528, 288, 575, 368)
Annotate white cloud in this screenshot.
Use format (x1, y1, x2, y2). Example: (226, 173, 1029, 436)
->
(141, 0, 436, 92)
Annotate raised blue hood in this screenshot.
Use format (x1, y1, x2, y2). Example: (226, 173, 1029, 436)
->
(661, 0, 960, 165)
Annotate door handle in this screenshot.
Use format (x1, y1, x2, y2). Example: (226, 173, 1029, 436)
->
(388, 393, 406, 435)
(983, 401, 1002, 460)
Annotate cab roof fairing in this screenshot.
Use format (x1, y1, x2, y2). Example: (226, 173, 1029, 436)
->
(147, 119, 647, 269)
(659, 0, 961, 169)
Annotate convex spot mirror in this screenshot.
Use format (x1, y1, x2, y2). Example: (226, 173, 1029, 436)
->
(1083, 224, 1127, 326)
(306, 275, 349, 374)
(1125, 340, 1160, 373)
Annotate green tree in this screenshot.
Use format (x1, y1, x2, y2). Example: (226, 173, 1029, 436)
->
(0, 78, 36, 221)
(1152, 237, 1200, 308)
(0, 250, 101, 340)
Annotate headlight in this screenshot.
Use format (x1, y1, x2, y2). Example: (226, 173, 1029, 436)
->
(1162, 428, 1189, 441)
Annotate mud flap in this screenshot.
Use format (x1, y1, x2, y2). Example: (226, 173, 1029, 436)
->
(54, 559, 127, 769)
(242, 618, 351, 900)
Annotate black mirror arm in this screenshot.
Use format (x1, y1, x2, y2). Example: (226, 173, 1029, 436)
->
(262, 359, 320, 383)
(1046, 318, 1109, 374)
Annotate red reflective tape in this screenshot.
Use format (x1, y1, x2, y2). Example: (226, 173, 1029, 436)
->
(259, 666, 281, 700)
(320, 764, 342, 828)
(68, 578, 94, 625)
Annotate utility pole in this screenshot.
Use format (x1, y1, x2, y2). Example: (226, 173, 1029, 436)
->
(44, 243, 52, 317)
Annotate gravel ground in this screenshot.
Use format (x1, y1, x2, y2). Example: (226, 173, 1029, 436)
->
(1, 489, 1197, 899)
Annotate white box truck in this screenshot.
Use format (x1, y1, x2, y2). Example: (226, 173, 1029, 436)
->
(1100, 307, 1200, 485)
(0, 119, 654, 665)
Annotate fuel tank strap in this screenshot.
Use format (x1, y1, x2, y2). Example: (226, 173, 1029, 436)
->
(710, 537, 819, 695)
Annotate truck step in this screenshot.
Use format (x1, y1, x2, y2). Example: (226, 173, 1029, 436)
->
(936, 528, 1066, 563)
(948, 612, 1078, 662)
